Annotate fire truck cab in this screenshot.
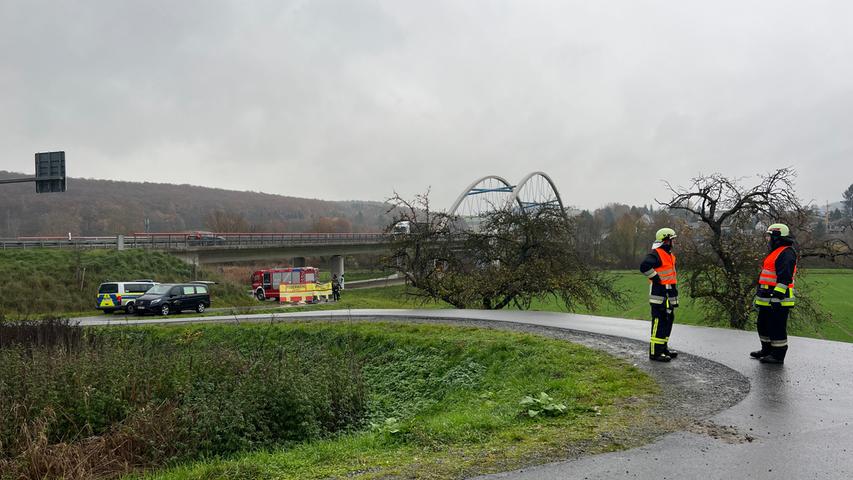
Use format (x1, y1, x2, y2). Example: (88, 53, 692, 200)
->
(251, 267, 320, 301)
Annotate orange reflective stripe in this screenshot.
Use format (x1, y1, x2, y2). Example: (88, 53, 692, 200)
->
(759, 268, 776, 283)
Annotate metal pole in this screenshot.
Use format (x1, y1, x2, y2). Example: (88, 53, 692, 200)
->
(0, 177, 35, 184)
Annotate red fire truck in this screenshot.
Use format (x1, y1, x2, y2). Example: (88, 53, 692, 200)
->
(251, 267, 320, 301)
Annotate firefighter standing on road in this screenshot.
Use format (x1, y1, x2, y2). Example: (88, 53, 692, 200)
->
(752, 223, 798, 364)
(640, 228, 680, 362)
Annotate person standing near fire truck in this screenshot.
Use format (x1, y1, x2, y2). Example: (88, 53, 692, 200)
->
(640, 228, 680, 362)
(332, 274, 341, 301)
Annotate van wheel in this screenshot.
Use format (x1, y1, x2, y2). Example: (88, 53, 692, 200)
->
(125, 303, 136, 315)
(160, 304, 170, 316)
(255, 290, 266, 301)
(196, 303, 206, 313)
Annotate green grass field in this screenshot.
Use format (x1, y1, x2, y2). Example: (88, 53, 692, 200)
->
(138, 322, 660, 480)
(282, 269, 853, 343)
(563, 269, 853, 343)
(793, 270, 853, 341)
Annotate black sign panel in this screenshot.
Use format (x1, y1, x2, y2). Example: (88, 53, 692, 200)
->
(35, 151, 66, 193)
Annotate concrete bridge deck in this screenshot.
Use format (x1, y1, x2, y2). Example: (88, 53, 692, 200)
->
(0, 232, 390, 263)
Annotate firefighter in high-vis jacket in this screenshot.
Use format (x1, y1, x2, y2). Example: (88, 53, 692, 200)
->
(752, 223, 798, 364)
(640, 228, 679, 362)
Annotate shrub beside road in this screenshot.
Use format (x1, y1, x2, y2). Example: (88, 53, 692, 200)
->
(0, 320, 660, 480)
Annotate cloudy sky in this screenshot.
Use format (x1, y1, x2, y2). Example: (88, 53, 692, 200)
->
(1, 0, 851, 210)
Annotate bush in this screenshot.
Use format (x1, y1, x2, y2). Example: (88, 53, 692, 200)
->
(0, 322, 365, 479)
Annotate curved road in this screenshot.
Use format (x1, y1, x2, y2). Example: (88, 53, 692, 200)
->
(79, 309, 853, 479)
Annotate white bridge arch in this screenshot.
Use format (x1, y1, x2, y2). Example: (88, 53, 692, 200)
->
(447, 171, 566, 231)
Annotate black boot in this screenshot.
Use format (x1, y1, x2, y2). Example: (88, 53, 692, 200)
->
(750, 341, 772, 359)
(649, 353, 672, 362)
(760, 345, 787, 364)
(664, 348, 678, 359)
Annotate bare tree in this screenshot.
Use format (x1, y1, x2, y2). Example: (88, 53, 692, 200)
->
(385, 192, 623, 311)
(659, 168, 821, 329)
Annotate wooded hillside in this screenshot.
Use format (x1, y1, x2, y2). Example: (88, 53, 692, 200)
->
(0, 171, 391, 236)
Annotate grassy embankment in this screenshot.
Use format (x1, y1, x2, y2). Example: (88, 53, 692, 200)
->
(1, 320, 660, 480)
(0, 249, 388, 318)
(0, 249, 254, 317)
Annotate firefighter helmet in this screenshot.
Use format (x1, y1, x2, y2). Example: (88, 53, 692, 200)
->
(766, 223, 790, 237)
(655, 227, 677, 242)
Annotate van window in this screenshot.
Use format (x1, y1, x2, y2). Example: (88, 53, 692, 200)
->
(126, 283, 152, 293)
(183, 286, 196, 295)
(148, 284, 172, 295)
(99, 283, 118, 294)
(305, 272, 316, 283)
(272, 272, 283, 287)
(195, 285, 208, 294)
(170, 286, 182, 296)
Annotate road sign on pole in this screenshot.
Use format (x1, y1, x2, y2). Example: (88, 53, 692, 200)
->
(34, 151, 66, 193)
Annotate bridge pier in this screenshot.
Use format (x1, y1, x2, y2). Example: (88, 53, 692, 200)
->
(173, 251, 200, 268)
(330, 255, 344, 287)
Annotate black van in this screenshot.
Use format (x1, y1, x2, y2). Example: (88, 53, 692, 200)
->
(134, 283, 211, 316)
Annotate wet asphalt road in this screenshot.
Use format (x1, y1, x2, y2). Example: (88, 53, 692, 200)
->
(78, 309, 853, 479)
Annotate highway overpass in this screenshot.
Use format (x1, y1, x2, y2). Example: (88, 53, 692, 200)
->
(0, 232, 390, 265)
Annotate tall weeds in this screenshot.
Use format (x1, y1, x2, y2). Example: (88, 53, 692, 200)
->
(0, 321, 365, 480)
(0, 317, 83, 350)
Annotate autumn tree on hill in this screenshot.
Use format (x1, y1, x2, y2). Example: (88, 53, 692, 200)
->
(204, 210, 252, 232)
(311, 217, 352, 233)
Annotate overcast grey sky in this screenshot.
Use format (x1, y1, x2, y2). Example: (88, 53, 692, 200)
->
(1, 0, 851, 210)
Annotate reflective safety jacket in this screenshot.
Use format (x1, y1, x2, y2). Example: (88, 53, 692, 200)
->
(640, 246, 678, 306)
(754, 245, 797, 307)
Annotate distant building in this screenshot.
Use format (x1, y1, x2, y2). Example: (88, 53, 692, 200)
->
(827, 220, 849, 235)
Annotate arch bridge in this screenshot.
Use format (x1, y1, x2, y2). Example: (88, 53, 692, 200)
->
(447, 171, 566, 231)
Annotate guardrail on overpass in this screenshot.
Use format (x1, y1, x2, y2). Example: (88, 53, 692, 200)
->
(0, 232, 389, 251)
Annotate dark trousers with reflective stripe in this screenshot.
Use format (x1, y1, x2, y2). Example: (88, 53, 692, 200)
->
(756, 305, 789, 360)
(650, 303, 675, 356)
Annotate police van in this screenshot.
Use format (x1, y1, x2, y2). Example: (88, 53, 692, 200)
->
(96, 280, 157, 315)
